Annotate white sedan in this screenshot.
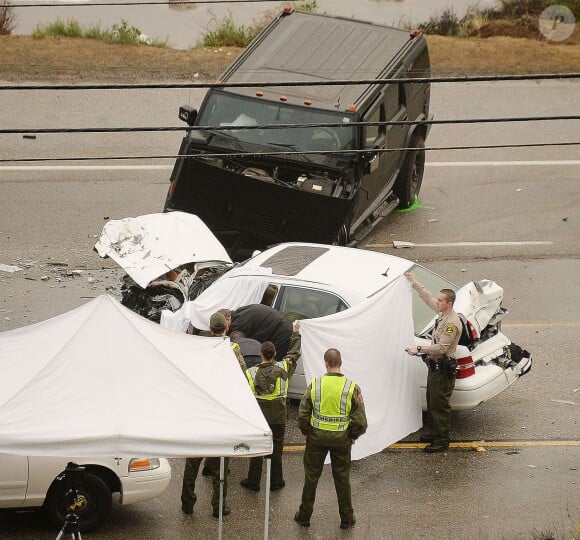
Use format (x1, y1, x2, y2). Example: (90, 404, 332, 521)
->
(218, 242, 533, 410)
(0, 455, 171, 531)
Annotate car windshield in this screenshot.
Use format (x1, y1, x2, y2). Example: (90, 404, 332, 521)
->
(197, 90, 356, 159)
(409, 264, 458, 335)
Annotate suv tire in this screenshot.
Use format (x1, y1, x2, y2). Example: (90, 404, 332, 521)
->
(394, 133, 425, 208)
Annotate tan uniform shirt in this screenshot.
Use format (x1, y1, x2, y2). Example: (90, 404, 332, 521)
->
(412, 283, 462, 359)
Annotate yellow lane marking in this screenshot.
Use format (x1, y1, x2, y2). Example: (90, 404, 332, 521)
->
(503, 322, 580, 328)
(283, 440, 580, 453)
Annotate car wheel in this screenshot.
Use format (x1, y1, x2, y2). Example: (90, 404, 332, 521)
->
(45, 471, 113, 532)
(393, 133, 425, 208)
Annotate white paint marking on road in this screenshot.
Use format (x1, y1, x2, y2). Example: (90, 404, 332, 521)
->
(0, 160, 579, 173)
(367, 240, 554, 249)
(0, 165, 173, 171)
(427, 160, 580, 167)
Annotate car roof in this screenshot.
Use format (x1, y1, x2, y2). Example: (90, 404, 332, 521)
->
(242, 243, 414, 299)
(222, 11, 413, 112)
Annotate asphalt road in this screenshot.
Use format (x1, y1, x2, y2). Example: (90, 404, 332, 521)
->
(0, 80, 578, 539)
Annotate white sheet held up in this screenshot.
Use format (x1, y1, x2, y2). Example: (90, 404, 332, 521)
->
(161, 266, 272, 332)
(299, 277, 421, 461)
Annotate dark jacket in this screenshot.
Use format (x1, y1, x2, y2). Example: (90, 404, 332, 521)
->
(230, 304, 293, 361)
(248, 332, 301, 425)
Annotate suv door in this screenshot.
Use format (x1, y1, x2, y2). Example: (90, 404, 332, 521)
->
(351, 101, 388, 227)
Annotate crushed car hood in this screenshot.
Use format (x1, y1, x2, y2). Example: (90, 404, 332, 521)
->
(454, 279, 504, 335)
(94, 212, 232, 288)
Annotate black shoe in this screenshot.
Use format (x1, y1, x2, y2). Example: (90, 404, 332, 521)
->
(270, 480, 286, 491)
(419, 433, 434, 443)
(181, 502, 193, 515)
(212, 506, 231, 518)
(340, 517, 356, 529)
(240, 479, 260, 492)
(294, 512, 311, 527)
(424, 443, 449, 453)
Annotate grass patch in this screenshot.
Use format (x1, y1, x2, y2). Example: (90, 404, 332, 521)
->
(32, 18, 168, 47)
(414, 0, 580, 38)
(200, 1, 318, 47)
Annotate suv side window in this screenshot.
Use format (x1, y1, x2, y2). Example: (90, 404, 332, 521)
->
(275, 286, 348, 319)
(364, 106, 385, 149)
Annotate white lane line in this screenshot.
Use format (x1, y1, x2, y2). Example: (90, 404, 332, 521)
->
(0, 160, 579, 172)
(0, 165, 173, 171)
(366, 241, 554, 249)
(427, 160, 580, 167)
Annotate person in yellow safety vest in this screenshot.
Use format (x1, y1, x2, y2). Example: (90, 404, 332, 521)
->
(240, 320, 302, 492)
(181, 311, 245, 518)
(294, 348, 367, 530)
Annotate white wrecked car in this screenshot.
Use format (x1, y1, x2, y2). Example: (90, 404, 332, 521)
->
(95, 212, 233, 321)
(96, 216, 532, 410)
(169, 242, 532, 411)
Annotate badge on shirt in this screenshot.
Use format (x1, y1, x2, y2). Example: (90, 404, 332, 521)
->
(445, 324, 456, 334)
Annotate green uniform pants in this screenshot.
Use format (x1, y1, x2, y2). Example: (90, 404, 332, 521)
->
(247, 423, 285, 487)
(426, 369, 456, 445)
(181, 457, 229, 512)
(298, 441, 354, 523)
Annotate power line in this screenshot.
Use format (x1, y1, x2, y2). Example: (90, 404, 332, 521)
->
(2, 115, 579, 135)
(2, 141, 578, 163)
(1, 73, 579, 91)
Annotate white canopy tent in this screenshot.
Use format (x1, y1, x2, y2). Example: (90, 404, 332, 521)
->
(0, 295, 273, 538)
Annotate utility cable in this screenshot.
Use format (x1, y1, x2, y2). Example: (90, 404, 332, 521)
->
(2, 141, 578, 163)
(1, 73, 579, 91)
(2, 115, 578, 135)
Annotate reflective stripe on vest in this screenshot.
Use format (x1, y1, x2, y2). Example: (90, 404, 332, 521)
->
(310, 375, 356, 432)
(245, 360, 289, 400)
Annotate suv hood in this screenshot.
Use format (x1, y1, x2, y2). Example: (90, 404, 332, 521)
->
(94, 212, 232, 288)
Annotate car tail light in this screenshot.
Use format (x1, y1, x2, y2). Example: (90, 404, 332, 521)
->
(466, 319, 479, 340)
(456, 356, 475, 378)
(129, 458, 160, 472)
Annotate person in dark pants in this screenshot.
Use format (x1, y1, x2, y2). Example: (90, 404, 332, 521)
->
(405, 272, 462, 453)
(181, 312, 246, 518)
(294, 348, 367, 530)
(240, 321, 301, 492)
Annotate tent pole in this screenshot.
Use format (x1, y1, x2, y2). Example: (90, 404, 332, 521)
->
(264, 457, 271, 540)
(218, 457, 224, 540)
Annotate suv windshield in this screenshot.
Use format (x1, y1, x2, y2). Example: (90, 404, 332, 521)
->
(197, 91, 356, 158)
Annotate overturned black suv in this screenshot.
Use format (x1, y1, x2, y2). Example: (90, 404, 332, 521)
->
(165, 9, 432, 259)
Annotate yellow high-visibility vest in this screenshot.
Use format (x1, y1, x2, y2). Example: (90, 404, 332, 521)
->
(245, 360, 289, 401)
(310, 375, 355, 432)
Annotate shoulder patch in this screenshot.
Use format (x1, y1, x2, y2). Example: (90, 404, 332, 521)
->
(445, 324, 456, 334)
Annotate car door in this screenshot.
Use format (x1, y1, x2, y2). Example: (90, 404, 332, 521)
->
(0, 455, 28, 507)
(273, 285, 349, 398)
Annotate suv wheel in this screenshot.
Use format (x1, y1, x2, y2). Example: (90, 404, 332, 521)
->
(394, 133, 425, 208)
(45, 471, 113, 532)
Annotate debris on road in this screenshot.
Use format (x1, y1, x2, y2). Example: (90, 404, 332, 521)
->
(0, 264, 22, 273)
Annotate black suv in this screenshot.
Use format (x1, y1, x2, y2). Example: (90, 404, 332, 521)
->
(165, 9, 432, 259)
